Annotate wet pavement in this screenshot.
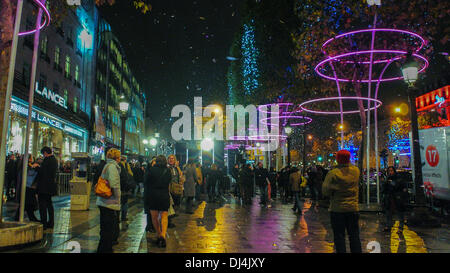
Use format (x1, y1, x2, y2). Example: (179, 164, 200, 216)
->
(1, 193, 449, 253)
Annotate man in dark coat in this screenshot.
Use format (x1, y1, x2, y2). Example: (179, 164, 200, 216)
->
(254, 162, 269, 206)
(5, 154, 17, 198)
(36, 147, 58, 229)
(239, 164, 254, 205)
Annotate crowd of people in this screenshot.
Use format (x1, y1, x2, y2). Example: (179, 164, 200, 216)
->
(4, 146, 409, 254)
(94, 150, 233, 252)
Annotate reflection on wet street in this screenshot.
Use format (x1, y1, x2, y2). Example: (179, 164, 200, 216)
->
(2, 194, 449, 253)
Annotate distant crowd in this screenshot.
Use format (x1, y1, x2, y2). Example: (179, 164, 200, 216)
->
(3, 148, 409, 254)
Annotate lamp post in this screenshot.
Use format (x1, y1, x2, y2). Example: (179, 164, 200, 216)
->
(401, 54, 439, 227)
(284, 126, 293, 167)
(119, 95, 129, 155)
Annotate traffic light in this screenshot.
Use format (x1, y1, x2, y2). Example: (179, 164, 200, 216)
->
(318, 156, 323, 162)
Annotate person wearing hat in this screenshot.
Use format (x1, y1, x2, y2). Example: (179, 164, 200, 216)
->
(322, 150, 362, 253)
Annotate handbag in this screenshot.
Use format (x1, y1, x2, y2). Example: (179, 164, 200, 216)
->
(95, 165, 112, 198)
(169, 167, 184, 196)
(170, 182, 184, 196)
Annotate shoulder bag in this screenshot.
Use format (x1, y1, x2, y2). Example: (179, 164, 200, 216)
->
(95, 164, 112, 198)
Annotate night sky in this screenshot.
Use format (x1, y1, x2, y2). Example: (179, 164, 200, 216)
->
(98, 0, 242, 136)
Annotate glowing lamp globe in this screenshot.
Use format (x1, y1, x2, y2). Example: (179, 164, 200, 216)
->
(201, 138, 214, 151)
(402, 55, 419, 85)
(284, 126, 293, 136)
(143, 139, 148, 145)
(149, 138, 157, 146)
(119, 96, 129, 113)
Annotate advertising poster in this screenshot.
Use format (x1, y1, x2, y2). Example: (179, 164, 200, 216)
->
(418, 127, 450, 200)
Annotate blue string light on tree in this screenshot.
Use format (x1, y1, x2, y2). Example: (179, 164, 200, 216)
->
(241, 20, 259, 95)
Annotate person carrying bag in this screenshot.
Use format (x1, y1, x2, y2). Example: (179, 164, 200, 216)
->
(96, 149, 121, 253)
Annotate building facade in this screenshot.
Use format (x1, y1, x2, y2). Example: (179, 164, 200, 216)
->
(94, 18, 146, 160)
(7, 1, 146, 163)
(7, 0, 97, 163)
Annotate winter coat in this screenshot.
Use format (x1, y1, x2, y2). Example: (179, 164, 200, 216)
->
(184, 164, 198, 197)
(290, 171, 307, 192)
(239, 168, 253, 187)
(195, 167, 203, 185)
(322, 163, 360, 212)
(254, 167, 269, 186)
(35, 155, 58, 196)
(96, 159, 121, 211)
(382, 175, 408, 212)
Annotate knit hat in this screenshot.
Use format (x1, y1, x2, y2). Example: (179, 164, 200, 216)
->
(336, 150, 351, 164)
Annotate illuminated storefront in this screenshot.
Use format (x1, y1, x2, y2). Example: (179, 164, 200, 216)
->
(7, 96, 88, 161)
(416, 85, 450, 128)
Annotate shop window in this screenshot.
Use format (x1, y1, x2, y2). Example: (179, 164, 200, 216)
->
(74, 97, 78, 112)
(65, 55, 71, 78)
(40, 35, 48, 55)
(54, 46, 60, 65)
(75, 65, 79, 82)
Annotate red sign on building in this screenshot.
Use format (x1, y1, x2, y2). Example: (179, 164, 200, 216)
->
(416, 85, 450, 128)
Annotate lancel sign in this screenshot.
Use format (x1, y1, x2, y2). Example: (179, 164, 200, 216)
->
(35, 82, 68, 109)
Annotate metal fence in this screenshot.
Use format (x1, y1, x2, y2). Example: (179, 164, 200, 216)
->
(56, 173, 72, 196)
(56, 172, 96, 196)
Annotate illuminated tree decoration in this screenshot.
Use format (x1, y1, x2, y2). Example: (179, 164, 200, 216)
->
(387, 118, 411, 152)
(241, 20, 259, 95)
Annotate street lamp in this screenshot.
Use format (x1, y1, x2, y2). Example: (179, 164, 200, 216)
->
(201, 138, 214, 151)
(284, 126, 293, 167)
(149, 138, 157, 147)
(119, 95, 129, 155)
(401, 54, 438, 227)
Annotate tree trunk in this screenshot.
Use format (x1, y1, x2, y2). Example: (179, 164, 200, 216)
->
(0, 1, 14, 137)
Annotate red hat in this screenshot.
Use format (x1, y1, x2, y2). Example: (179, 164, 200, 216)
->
(336, 150, 351, 164)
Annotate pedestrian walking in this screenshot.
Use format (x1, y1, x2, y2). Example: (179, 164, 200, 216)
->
(239, 164, 253, 205)
(290, 167, 306, 215)
(195, 163, 203, 202)
(382, 166, 408, 233)
(5, 154, 18, 199)
(322, 150, 362, 253)
(145, 155, 172, 248)
(96, 148, 121, 253)
(206, 164, 220, 202)
(183, 159, 198, 214)
(254, 162, 269, 206)
(268, 167, 277, 200)
(307, 166, 319, 203)
(35, 147, 58, 230)
(133, 162, 145, 196)
(119, 156, 134, 222)
(231, 164, 240, 197)
(168, 155, 184, 208)
(280, 166, 291, 203)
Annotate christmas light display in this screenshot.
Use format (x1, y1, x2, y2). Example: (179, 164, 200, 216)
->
(260, 115, 312, 126)
(18, 0, 51, 36)
(241, 21, 259, 95)
(299, 96, 382, 115)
